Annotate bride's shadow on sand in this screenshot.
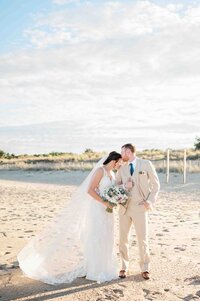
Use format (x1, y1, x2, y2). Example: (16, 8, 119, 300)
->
(1, 268, 144, 301)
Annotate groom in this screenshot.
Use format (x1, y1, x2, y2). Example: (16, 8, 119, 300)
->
(116, 143, 160, 280)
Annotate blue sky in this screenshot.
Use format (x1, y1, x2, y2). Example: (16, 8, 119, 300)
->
(1, 0, 199, 53)
(0, 0, 56, 53)
(0, 0, 200, 153)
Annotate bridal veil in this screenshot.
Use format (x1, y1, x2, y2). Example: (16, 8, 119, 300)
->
(17, 156, 109, 285)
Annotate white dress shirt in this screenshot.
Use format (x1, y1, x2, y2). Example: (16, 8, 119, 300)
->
(129, 157, 137, 173)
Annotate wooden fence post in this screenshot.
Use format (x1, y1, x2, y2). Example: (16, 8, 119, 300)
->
(183, 149, 187, 183)
(166, 149, 170, 183)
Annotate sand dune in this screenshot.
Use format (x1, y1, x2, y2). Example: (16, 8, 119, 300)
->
(0, 171, 200, 301)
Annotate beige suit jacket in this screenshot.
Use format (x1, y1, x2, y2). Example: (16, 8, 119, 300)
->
(116, 158, 160, 215)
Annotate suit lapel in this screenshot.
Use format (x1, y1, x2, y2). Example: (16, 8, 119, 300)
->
(124, 163, 130, 178)
(135, 159, 149, 200)
(133, 158, 146, 200)
(132, 157, 140, 183)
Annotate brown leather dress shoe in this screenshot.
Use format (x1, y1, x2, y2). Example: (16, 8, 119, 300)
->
(141, 271, 150, 280)
(119, 270, 127, 278)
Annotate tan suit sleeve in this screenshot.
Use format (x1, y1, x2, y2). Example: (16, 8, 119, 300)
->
(146, 160, 160, 205)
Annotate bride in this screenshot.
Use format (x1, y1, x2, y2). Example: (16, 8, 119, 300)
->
(17, 151, 122, 285)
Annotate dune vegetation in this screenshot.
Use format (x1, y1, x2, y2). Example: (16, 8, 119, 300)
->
(0, 147, 200, 173)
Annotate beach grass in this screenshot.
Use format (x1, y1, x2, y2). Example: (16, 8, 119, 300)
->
(0, 149, 200, 172)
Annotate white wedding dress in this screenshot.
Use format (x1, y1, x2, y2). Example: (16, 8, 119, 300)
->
(17, 164, 119, 285)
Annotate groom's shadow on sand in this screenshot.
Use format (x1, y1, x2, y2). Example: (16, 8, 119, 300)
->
(0, 268, 144, 301)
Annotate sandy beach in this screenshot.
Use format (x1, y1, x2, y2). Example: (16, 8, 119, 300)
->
(0, 171, 200, 301)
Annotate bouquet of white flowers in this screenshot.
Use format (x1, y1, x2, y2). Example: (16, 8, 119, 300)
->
(102, 185, 128, 213)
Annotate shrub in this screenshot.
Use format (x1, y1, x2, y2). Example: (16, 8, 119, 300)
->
(194, 136, 200, 150)
(0, 150, 5, 158)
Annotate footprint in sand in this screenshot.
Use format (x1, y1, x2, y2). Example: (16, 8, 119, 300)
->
(143, 289, 150, 297)
(143, 289, 153, 301)
(184, 275, 200, 285)
(118, 284, 126, 288)
(174, 247, 186, 251)
(158, 243, 169, 246)
(162, 229, 170, 232)
(183, 293, 199, 300)
(3, 251, 11, 255)
(7, 262, 19, 269)
(143, 289, 162, 300)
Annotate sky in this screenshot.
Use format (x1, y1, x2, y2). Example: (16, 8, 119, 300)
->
(0, 0, 200, 154)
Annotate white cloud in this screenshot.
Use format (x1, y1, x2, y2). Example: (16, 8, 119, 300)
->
(26, 1, 184, 46)
(24, 29, 72, 48)
(53, 0, 79, 5)
(0, 1, 200, 151)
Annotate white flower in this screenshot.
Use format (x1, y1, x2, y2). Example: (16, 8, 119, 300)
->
(102, 185, 128, 207)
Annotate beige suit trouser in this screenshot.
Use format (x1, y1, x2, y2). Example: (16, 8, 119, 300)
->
(119, 208, 150, 272)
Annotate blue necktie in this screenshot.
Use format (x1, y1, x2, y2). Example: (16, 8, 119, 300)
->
(129, 163, 134, 176)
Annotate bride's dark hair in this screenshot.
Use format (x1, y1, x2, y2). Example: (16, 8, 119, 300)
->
(103, 151, 122, 165)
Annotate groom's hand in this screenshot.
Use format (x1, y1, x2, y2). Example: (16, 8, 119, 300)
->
(138, 200, 152, 210)
(125, 178, 134, 190)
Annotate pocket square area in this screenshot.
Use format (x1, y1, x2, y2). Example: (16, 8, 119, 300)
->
(139, 171, 146, 174)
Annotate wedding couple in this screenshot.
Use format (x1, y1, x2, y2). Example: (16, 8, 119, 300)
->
(17, 143, 160, 285)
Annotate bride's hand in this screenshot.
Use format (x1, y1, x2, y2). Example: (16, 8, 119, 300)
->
(105, 201, 114, 209)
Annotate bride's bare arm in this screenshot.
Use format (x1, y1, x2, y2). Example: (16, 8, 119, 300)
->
(87, 168, 111, 208)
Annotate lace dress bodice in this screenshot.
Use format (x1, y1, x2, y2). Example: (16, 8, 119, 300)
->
(98, 166, 115, 195)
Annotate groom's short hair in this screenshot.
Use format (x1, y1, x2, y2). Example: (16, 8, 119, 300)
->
(122, 143, 136, 153)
